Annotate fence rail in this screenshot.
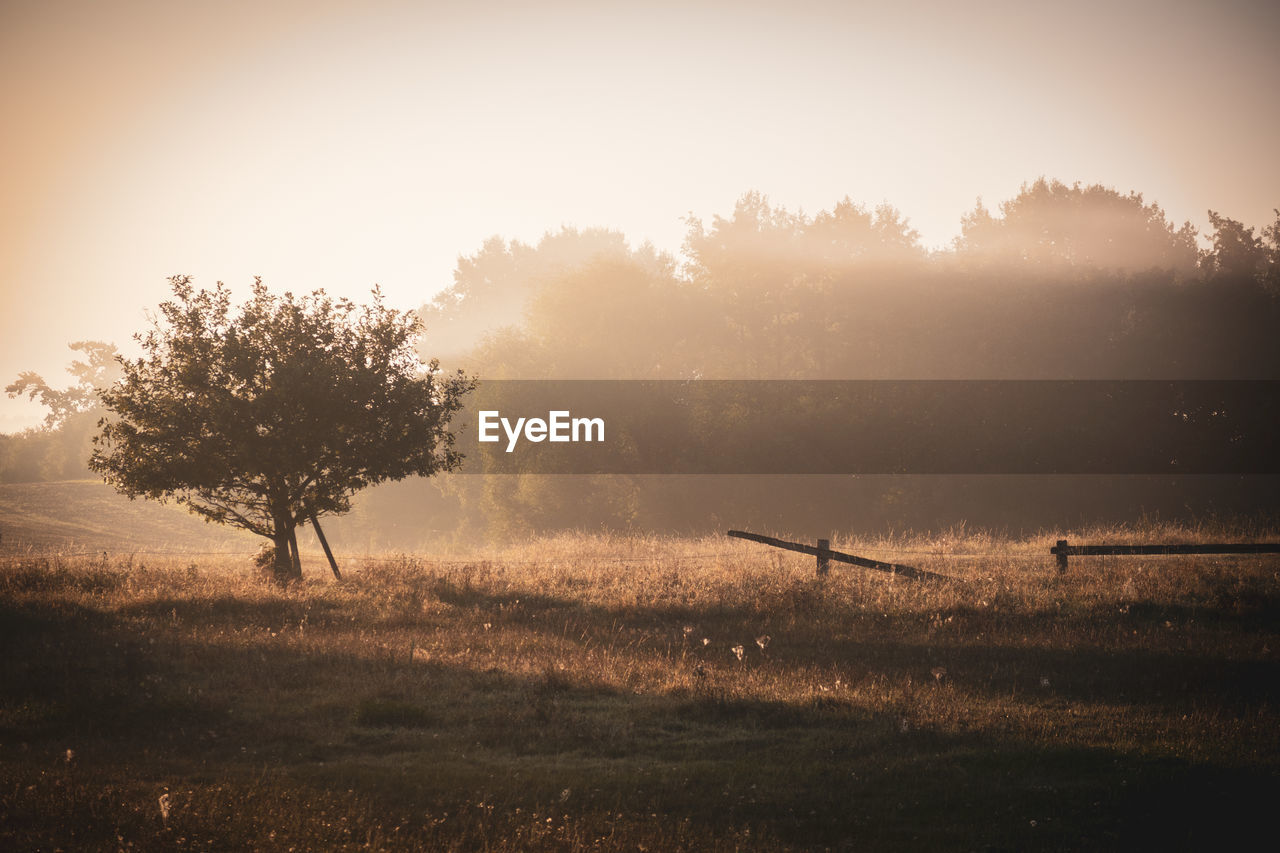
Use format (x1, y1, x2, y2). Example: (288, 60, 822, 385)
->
(726, 529, 952, 581)
(1050, 539, 1280, 572)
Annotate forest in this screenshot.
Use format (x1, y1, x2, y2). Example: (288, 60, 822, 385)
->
(5, 179, 1279, 541)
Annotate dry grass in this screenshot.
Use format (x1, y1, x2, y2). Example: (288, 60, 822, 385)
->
(0, 480, 258, 551)
(1, 525, 1277, 850)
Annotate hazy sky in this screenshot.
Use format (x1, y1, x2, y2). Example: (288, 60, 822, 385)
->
(2, 0, 1277, 432)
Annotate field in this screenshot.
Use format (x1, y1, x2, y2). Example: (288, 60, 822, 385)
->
(1, 491, 1278, 850)
(0, 481, 258, 552)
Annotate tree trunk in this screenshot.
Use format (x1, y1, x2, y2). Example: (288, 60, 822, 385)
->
(287, 525, 302, 578)
(271, 531, 295, 583)
(271, 511, 302, 584)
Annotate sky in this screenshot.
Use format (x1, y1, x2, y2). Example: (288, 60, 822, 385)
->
(2, 0, 1278, 432)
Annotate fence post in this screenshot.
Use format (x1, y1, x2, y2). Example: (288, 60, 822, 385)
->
(309, 510, 343, 581)
(1055, 539, 1069, 574)
(817, 538, 831, 576)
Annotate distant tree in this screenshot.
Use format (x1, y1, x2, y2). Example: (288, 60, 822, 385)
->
(683, 191, 924, 376)
(955, 178, 1199, 273)
(1203, 210, 1268, 282)
(0, 431, 53, 482)
(806, 198, 922, 266)
(1264, 209, 1280, 291)
(417, 227, 635, 368)
(6, 341, 120, 429)
(91, 277, 475, 582)
(520, 247, 688, 378)
(4, 341, 121, 481)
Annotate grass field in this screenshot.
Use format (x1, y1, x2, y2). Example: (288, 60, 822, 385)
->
(1, 496, 1278, 850)
(0, 481, 257, 552)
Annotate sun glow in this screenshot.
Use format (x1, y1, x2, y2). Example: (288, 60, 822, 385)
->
(3, 0, 1278, 431)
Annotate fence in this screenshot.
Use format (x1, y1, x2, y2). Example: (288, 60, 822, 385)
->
(726, 530, 952, 581)
(1050, 539, 1280, 573)
(7, 531, 1278, 580)
(728, 529, 1280, 580)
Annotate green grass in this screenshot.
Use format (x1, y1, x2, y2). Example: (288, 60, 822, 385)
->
(0, 526, 1277, 850)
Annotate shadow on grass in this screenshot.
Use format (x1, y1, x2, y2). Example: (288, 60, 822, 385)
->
(3, 587, 1278, 851)
(0, 599, 223, 741)
(118, 593, 344, 628)
(387, 580, 1280, 714)
(431, 576, 571, 620)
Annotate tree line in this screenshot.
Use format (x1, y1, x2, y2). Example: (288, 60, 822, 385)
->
(405, 180, 1280, 538)
(422, 180, 1279, 384)
(6, 178, 1280, 540)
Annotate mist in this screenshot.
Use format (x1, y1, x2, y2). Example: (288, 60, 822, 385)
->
(5, 0, 1280, 438)
(394, 183, 1278, 543)
(7, 180, 1276, 549)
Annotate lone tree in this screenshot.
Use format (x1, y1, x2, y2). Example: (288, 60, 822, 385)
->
(91, 276, 475, 582)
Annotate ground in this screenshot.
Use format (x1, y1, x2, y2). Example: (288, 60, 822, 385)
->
(0, 488, 1277, 850)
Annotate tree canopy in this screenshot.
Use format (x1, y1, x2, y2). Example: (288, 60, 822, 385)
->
(418, 186, 1279, 537)
(6, 341, 120, 430)
(91, 276, 475, 581)
(3, 341, 120, 481)
(955, 178, 1200, 273)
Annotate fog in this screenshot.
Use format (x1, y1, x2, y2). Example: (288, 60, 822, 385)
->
(3, 1, 1279, 546)
(6, 179, 1276, 547)
(4, 0, 1280, 433)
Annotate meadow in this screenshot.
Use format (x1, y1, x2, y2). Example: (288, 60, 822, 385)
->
(1, 514, 1277, 850)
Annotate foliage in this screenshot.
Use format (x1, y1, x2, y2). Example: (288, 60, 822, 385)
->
(0, 416, 100, 482)
(5, 340, 120, 429)
(955, 177, 1200, 272)
(2, 342, 120, 482)
(682, 192, 924, 377)
(417, 227, 640, 369)
(91, 276, 475, 580)
(1204, 209, 1269, 281)
(422, 185, 1279, 536)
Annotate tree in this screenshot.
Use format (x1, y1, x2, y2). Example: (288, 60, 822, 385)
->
(682, 191, 924, 377)
(91, 276, 475, 582)
(1264, 209, 1280, 291)
(1204, 210, 1268, 282)
(7, 340, 121, 429)
(5, 341, 121, 481)
(417, 227, 635, 369)
(955, 178, 1199, 273)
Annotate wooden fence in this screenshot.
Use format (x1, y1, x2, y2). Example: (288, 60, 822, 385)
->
(1050, 539, 1280, 573)
(726, 530, 951, 581)
(728, 529, 1280, 578)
